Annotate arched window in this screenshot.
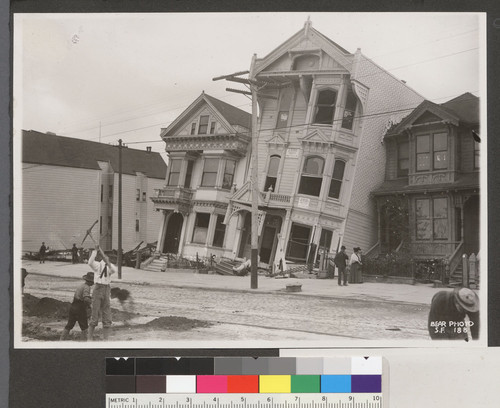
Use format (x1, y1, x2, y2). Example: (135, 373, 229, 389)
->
(264, 155, 281, 192)
(313, 89, 337, 125)
(328, 159, 346, 199)
(298, 156, 324, 197)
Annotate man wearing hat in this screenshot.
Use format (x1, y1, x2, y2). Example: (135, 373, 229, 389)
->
(334, 245, 349, 286)
(428, 287, 480, 340)
(87, 244, 117, 341)
(60, 272, 94, 341)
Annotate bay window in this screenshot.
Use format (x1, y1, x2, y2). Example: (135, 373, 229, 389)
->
(313, 89, 337, 125)
(328, 159, 346, 199)
(201, 158, 219, 187)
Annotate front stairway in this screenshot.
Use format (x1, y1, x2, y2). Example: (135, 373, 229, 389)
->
(215, 259, 240, 276)
(142, 255, 169, 272)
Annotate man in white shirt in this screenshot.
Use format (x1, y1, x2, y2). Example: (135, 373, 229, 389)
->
(87, 245, 117, 341)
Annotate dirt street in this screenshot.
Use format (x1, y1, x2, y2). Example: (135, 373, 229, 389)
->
(22, 272, 430, 343)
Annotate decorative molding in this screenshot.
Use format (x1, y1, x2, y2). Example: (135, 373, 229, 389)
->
(351, 80, 369, 111)
(410, 171, 455, 185)
(163, 134, 250, 156)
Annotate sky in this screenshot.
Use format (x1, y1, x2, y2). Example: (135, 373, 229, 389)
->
(13, 12, 485, 155)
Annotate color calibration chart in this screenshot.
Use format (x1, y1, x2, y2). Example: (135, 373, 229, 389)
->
(106, 357, 387, 408)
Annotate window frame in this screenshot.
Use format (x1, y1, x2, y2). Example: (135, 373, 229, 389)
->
(397, 141, 410, 177)
(341, 89, 357, 130)
(201, 158, 219, 187)
(312, 89, 337, 125)
(298, 155, 325, 197)
(416, 132, 449, 172)
(415, 197, 449, 241)
(184, 160, 194, 188)
(264, 155, 281, 192)
(212, 214, 226, 248)
(328, 159, 346, 200)
(474, 139, 480, 170)
(192, 213, 210, 244)
(167, 159, 182, 186)
(222, 159, 236, 190)
(198, 115, 210, 134)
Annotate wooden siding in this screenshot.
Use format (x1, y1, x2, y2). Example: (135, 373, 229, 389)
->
(342, 207, 378, 254)
(22, 164, 100, 252)
(343, 53, 424, 250)
(385, 140, 398, 180)
(459, 129, 476, 172)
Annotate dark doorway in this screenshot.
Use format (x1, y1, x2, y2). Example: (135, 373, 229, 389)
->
(463, 195, 479, 255)
(163, 213, 183, 254)
(286, 223, 311, 262)
(259, 215, 282, 264)
(238, 212, 252, 259)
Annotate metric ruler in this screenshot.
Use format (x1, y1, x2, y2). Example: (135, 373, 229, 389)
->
(106, 393, 385, 408)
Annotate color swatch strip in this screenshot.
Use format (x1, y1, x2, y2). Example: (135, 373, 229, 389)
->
(106, 357, 382, 375)
(106, 357, 382, 394)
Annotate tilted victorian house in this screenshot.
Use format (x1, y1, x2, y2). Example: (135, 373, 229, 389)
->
(372, 93, 480, 282)
(151, 20, 427, 272)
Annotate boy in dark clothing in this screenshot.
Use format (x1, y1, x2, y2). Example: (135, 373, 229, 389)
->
(334, 246, 349, 286)
(60, 272, 94, 341)
(39, 242, 47, 263)
(428, 287, 480, 340)
(110, 287, 135, 325)
(71, 243, 79, 264)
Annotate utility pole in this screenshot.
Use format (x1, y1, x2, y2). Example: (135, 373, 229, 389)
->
(118, 139, 123, 279)
(249, 54, 259, 289)
(213, 61, 282, 289)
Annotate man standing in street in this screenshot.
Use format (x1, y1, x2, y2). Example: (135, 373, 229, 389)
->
(39, 242, 47, 263)
(334, 245, 349, 286)
(71, 243, 79, 264)
(87, 245, 117, 341)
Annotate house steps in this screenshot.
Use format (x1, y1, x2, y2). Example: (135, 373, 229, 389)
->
(142, 255, 169, 272)
(215, 259, 240, 276)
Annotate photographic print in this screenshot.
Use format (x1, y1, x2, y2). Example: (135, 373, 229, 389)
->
(13, 12, 487, 348)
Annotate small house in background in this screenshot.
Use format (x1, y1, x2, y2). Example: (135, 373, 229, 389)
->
(150, 92, 252, 260)
(371, 93, 480, 283)
(21, 130, 167, 253)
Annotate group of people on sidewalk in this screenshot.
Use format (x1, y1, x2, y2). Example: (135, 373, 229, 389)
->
(333, 246, 363, 286)
(60, 245, 122, 342)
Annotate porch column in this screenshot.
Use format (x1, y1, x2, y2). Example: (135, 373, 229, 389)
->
(231, 213, 244, 260)
(281, 209, 293, 258)
(156, 210, 168, 254)
(177, 213, 188, 256)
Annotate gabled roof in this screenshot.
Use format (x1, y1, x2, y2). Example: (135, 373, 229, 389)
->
(440, 92, 479, 124)
(22, 130, 167, 179)
(204, 94, 252, 130)
(254, 20, 353, 76)
(385, 93, 479, 137)
(161, 92, 251, 137)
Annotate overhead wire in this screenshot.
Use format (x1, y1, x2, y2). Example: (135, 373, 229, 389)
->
(48, 25, 479, 140)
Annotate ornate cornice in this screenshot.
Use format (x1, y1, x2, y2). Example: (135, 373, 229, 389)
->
(163, 133, 250, 156)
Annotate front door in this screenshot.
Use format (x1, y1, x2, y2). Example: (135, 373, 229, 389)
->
(163, 213, 183, 254)
(463, 195, 479, 255)
(286, 223, 311, 262)
(259, 226, 276, 264)
(238, 212, 252, 259)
